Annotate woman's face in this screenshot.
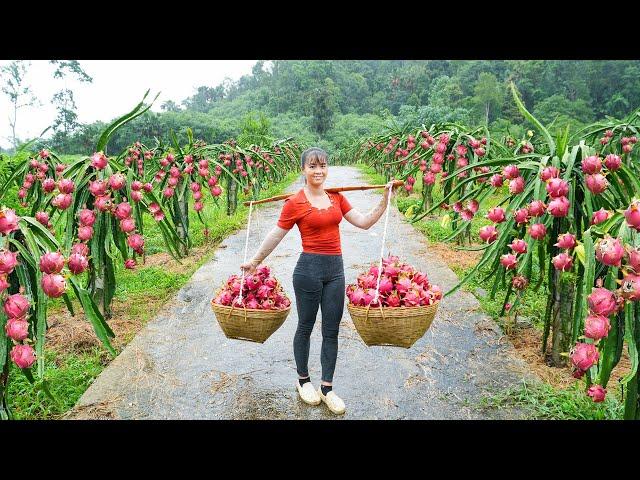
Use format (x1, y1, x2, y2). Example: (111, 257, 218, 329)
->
(303, 157, 328, 187)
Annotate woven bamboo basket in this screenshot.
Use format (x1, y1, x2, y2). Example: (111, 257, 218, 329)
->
(211, 300, 291, 343)
(347, 301, 439, 348)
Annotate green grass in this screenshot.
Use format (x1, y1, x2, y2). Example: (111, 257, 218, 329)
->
(6, 347, 106, 420)
(6, 170, 301, 419)
(480, 379, 624, 420)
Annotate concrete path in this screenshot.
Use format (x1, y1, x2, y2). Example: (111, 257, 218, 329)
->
(68, 166, 530, 419)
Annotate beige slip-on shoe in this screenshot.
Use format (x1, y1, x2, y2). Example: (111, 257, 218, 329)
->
(318, 387, 346, 415)
(296, 381, 321, 405)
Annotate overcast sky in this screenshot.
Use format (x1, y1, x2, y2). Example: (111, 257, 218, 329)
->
(0, 60, 257, 149)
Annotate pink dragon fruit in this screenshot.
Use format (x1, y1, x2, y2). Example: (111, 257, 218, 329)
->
(591, 208, 611, 225)
(585, 174, 608, 194)
(587, 385, 606, 403)
(10, 344, 36, 369)
(595, 236, 624, 267)
(108, 173, 127, 191)
(547, 196, 570, 217)
(490, 174, 504, 188)
(0, 209, 21, 236)
(402, 289, 421, 307)
(624, 200, 640, 231)
(114, 202, 133, 220)
(527, 200, 546, 217)
(500, 254, 518, 270)
(35, 211, 50, 226)
(581, 155, 602, 174)
(127, 234, 145, 254)
(78, 226, 94, 242)
(42, 178, 56, 193)
(513, 208, 530, 225)
(529, 223, 547, 240)
(71, 243, 90, 257)
(395, 277, 413, 293)
(89, 180, 108, 197)
(41, 273, 66, 298)
(119, 218, 136, 233)
(604, 154, 621, 171)
(571, 342, 599, 371)
(91, 152, 108, 169)
(130, 190, 144, 203)
(378, 276, 393, 294)
(552, 253, 573, 271)
(621, 273, 640, 301)
(57, 178, 75, 194)
(39, 252, 65, 274)
(68, 253, 89, 275)
(487, 207, 506, 223)
(546, 178, 569, 198)
(479, 225, 498, 243)
(511, 275, 529, 290)
(555, 233, 577, 250)
(131, 180, 143, 191)
(0, 274, 10, 293)
(4, 293, 30, 319)
(5, 318, 29, 341)
(0, 250, 19, 275)
(124, 259, 136, 270)
(510, 239, 528, 254)
(540, 166, 560, 181)
(584, 314, 611, 340)
(627, 247, 640, 273)
(588, 287, 618, 317)
(509, 176, 525, 194)
(52, 193, 73, 210)
(503, 164, 520, 179)
(78, 209, 96, 227)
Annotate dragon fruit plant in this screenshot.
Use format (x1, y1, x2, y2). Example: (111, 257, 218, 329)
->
(213, 265, 291, 310)
(346, 254, 442, 308)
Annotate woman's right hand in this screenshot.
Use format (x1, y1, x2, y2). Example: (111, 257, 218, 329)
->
(240, 260, 257, 275)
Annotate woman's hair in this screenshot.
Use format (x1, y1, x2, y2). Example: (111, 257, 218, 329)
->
(300, 147, 329, 169)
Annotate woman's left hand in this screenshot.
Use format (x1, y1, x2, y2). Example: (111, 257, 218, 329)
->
(382, 180, 396, 202)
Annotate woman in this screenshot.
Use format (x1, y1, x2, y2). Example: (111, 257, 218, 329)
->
(240, 147, 396, 415)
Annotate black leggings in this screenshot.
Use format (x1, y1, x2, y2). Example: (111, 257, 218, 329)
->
(292, 252, 345, 383)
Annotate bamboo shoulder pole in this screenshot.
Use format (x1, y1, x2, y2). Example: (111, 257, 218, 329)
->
(242, 180, 403, 206)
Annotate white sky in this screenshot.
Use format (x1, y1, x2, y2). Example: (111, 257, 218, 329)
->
(0, 60, 257, 149)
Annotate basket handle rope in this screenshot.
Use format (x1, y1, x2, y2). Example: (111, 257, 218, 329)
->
(230, 200, 254, 322)
(372, 183, 394, 305)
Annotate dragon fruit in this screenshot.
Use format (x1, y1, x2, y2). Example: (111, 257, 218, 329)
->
(529, 223, 547, 240)
(555, 233, 577, 250)
(540, 166, 560, 181)
(513, 208, 530, 225)
(588, 287, 618, 317)
(503, 165, 520, 179)
(587, 385, 606, 403)
(500, 254, 518, 270)
(527, 200, 546, 217)
(621, 273, 640, 301)
(624, 200, 640, 231)
(510, 239, 528, 254)
(68, 253, 89, 275)
(547, 196, 570, 217)
(581, 155, 602, 174)
(591, 208, 611, 225)
(42, 273, 66, 298)
(546, 178, 569, 198)
(584, 314, 611, 340)
(10, 344, 36, 369)
(585, 174, 608, 194)
(509, 176, 525, 194)
(5, 318, 29, 341)
(552, 253, 573, 271)
(0, 250, 19, 275)
(490, 174, 504, 188)
(479, 225, 498, 243)
(39, 252, 65, 274)
(595, 236, 624, 267)
(571, 342, 599, 371)
(487, 207, 506, 223)
(604, 154, 621, 171)
(213, 265, 290, 310)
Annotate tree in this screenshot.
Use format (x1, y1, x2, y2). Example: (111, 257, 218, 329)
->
(312, 78, 338, 135)
(161, 100, 181, 112)
(1, 61, 40, 149)
(472, 72, 504, 125)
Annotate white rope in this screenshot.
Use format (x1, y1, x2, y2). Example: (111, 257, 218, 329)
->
(373, 184, 393, 304)
(236, 201, 254, 305)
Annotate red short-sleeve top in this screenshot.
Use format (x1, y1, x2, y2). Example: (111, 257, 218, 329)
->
(277, 188, 353, 255)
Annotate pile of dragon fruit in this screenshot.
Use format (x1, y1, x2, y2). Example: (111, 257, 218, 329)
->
(346, 255, 442, 307)
(212, 265, 291, 310)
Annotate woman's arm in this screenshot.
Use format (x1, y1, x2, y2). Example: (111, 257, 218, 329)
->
(343, 181, 395, 230)
(240, 226, 290, 273)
